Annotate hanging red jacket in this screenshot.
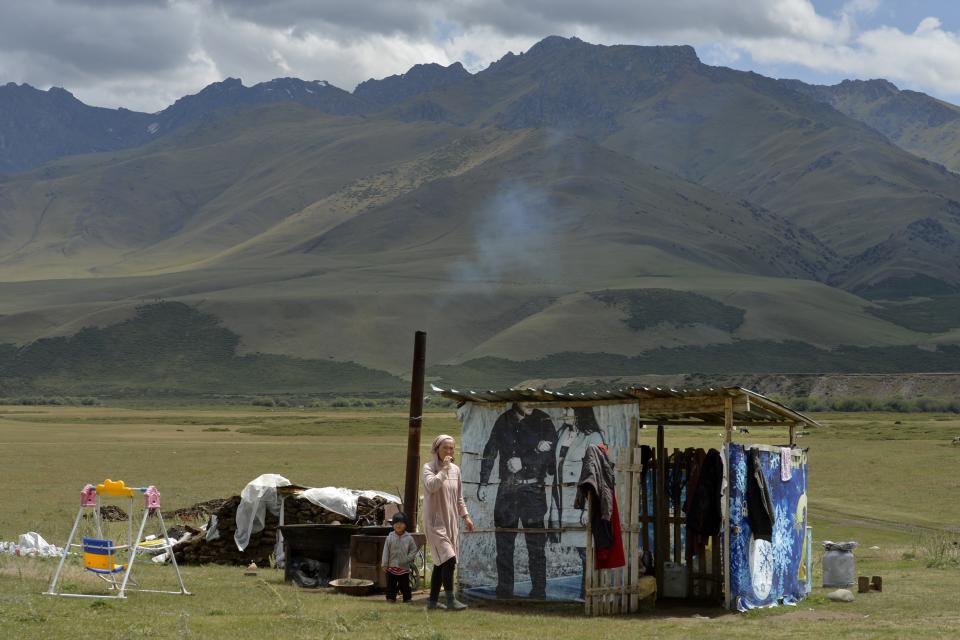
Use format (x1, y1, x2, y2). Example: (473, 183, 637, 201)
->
(577, 444, 625, 570)
(595, 491, 625, 569)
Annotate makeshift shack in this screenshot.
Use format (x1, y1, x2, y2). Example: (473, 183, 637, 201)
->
(436, 385, 819, 614)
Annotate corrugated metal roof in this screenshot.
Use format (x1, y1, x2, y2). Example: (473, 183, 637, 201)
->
(432, 384, 819, 428)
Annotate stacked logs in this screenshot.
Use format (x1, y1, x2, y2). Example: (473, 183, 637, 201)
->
(172, 493, 389, 566)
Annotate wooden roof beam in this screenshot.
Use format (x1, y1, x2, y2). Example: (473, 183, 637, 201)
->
(743, 391, 819, 428)
(637, 396, 750, 415)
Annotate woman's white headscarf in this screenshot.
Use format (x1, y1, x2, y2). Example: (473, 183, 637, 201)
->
(431, 434, 455, 464)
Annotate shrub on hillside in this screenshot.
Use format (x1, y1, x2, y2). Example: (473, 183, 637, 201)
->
(0, 395, 99, 406)
(781, 395, 960, 413)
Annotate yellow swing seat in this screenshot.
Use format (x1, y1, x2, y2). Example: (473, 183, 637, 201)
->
(82, 538, 126, 574)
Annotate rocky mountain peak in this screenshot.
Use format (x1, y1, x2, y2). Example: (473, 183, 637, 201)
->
(835, 78, 899, 100)
(526, 34, 585, 55)
(251, 77, 336, 97)
(506, 36, 700, 72)
(476, 38, 703, 130)
(47, 85, 76, 97)
(0, 82, 78, 102)
(354, 61, 471, 106)
(196, 77, 244, 94)
(407, 62, 469, 80)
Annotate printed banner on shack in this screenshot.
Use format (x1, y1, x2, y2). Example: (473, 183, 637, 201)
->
(456, 401, 638, 601)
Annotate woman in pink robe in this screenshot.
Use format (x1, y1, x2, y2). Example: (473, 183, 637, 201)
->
(422, 434, 474, 610)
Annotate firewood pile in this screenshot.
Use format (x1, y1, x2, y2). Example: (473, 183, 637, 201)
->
(82, 505, 129, 522)
(172, 493, 390, 566)
(79, 499, 227, 524)
(163, 498, 229, 522)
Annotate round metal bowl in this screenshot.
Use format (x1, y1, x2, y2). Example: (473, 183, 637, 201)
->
(329, 578, 375, 596)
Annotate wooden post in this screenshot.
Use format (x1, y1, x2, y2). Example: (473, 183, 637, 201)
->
(685, 451, 695, 598)
(672, 447, 681, 565)
(585, 494, 594, 616)
(789, 422, 797, 447)
(629, 416, 640, 612)
(722, 396, 733, 609)
(403, 331, 426, 532)
(724, 396, 734, 445)
(655, 422, 666, 598)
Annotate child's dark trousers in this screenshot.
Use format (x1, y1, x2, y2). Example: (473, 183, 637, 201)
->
(386, 572, 412, 602)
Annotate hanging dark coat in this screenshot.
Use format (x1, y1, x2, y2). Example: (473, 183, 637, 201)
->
(682, 448, 707, 516)
(747, 447, 774, 541)
(685, 448, 723, 538)
(575, 444, 615, 520)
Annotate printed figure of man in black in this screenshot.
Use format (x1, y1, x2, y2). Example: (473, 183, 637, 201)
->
(478, 403, 557, 599)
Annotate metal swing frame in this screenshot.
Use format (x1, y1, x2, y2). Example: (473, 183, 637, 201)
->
(46, 479, 191, 599)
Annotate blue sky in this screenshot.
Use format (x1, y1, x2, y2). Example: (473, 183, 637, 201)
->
(815, 0, 960, 29)
(1, 0, 959, 111)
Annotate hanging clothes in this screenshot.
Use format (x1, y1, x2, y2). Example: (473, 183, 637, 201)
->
(666, 450, 687, 506)
(596, 491, 626, 569)
(575, 444, 625, 569)
(780, 447, 793, 481)
(575, 444, 614, 520)
(685, 449, 723, 543)
(640, 445, 654, 477)
(682, 448, 707, 516)
(747, 447, 774, 541)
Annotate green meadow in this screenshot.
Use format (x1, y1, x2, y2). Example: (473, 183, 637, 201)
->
(0, 406, 958, 639)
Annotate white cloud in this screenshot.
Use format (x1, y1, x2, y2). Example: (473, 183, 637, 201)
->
(740, 16, 960, 98)
(915, 16, 942, 35)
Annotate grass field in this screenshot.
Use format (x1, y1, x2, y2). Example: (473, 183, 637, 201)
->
(1, 406, 958, 639)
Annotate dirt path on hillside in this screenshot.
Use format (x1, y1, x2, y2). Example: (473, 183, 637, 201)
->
(812, 506, 958, 534)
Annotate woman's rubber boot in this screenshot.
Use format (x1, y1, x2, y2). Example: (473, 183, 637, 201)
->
(426, 599, 446, 610)
(445, 594, 468, 611)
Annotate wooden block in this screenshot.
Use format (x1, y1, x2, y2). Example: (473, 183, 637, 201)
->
(858, 576, 871, 593)
(871, 576, 883, 592)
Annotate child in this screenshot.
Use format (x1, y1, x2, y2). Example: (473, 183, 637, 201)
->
(381, 512, 418, 602)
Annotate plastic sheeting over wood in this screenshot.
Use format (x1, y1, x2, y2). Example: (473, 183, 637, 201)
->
(235, 474, 291, 552)
(172, 476, 400, 567)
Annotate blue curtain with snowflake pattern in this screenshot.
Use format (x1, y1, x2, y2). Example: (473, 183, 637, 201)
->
(728, 444, 808, 610)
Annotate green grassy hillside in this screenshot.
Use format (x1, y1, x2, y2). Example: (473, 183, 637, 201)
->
(600, 70, 960, 293)
(1, 298, 953, 396)
(0, 302, 405, 396)
(781, 78, 960, 173)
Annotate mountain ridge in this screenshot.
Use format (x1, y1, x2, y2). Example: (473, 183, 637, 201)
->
(0, 76, 369, 174)
(4, 37, 960, 176)
(2, 36, 960, 380)
(779, 76, 960, 172)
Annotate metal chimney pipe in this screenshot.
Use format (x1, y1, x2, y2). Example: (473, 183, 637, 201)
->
(402, 331, 426, 532)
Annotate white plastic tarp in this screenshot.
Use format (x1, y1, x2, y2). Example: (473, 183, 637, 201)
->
(0, 532, 63, 557)
(234, 474, 291, 551)
(297, 487, 402, 519)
